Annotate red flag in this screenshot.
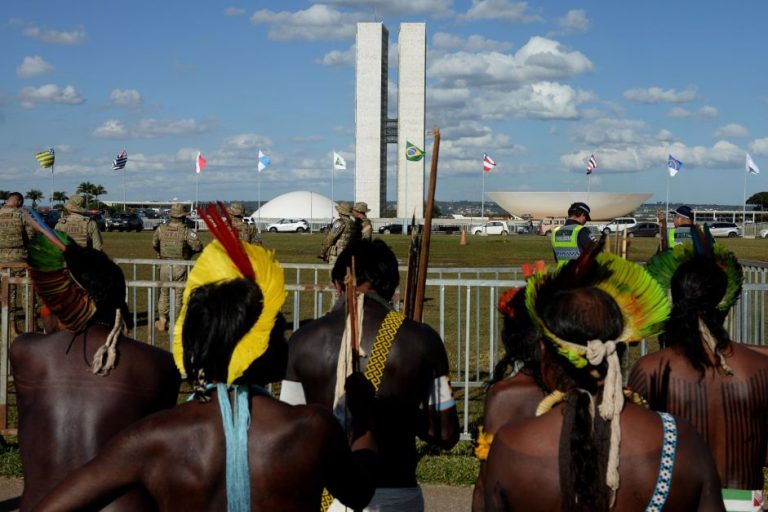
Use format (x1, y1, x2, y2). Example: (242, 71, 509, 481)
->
(196, 151, 207, 174)
(483, 153, 496, 173)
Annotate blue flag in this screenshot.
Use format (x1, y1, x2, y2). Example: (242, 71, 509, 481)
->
(667, 154, 682, 177)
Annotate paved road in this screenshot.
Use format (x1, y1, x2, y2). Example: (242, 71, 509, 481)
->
(0, 479, 472, 512)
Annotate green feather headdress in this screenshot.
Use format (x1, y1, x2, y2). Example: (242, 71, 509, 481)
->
(525, 248, 671, 368)
(645, 239, 743, 313)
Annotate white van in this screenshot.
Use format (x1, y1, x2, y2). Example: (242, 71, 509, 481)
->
(597, 217, 638, 234)
(537, 217, 567, 236)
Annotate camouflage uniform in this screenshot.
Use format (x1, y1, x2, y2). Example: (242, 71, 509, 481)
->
(320, 202, 360, 265)
(0, 199, 31, 331)
(55, 195, 103, 251)
(152, 204, 203, 331)
(353, 201, 373, 241)
(227, 203, 261, 246)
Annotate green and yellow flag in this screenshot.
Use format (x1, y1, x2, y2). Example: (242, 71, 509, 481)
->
(405, 141, 424, 162)
(35, 147, 55, 168)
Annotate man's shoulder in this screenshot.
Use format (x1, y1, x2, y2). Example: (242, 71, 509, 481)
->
(9, 332, 49, 360)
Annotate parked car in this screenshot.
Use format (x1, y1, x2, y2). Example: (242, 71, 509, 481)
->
(470, 221, 510, 235)
(627, 221, 661, 238)
(108, 213, 144, 232)
(705, 222, 741, 238)
(537, 217, 567, 236)
(597, 217, 638, 234)
(760, 228, 768, 238)
(265, 218, 309, 233)
(139, 210, 164, 231)
(85, 212, 107, 232)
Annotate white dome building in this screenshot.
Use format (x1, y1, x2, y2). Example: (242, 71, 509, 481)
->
(487, 191, 652, 221)
(253, 191, 339, 220)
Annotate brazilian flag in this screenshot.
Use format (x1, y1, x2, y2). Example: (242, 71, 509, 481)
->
(405, 141, 424, 162)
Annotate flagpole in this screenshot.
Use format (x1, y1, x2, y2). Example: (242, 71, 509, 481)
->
(122, 168, 126, 212)
(742, 167, 748, 231)
(50, 165, 54, 208)
(481, 166, 485, 219)
(665, 172, 670, 219)
(257, 170, 262, 230)
(331, 153, 335, 217)
(195, 173, 199, 210)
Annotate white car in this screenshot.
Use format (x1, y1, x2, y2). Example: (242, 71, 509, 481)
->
(265, 218, 310, 233)
(705, 222, 741, 238)
(470, 221, 510, 235)
(597, 217, 638, 234)
(760, 228, 768, 238)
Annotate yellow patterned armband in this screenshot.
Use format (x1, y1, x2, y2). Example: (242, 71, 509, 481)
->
(475, 427, 494, 461)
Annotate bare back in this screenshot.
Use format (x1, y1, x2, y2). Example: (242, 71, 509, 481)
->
(628, 343, 768, 489)
(10, 327, 181, 511)
(33, 393, 375, 512)
(286, 295, 459, 488)
(484, 403, 724, 511)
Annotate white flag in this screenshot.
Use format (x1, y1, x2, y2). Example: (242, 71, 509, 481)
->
(333, 151, 346, 170)
(746, 153, 761, 175)
(258, 150, 270, 172)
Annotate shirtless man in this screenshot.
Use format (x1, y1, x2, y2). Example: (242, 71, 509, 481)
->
(32, 234, 376, 512)
(628, 256, 768, 507)
(282, 239, 459, 511)
(485, 253, 724, 511)
(471, 285, 546, 512)
(11, 242, 180, 511)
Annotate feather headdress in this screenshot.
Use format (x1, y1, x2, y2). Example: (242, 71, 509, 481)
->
(645, 226, 743, 313)
(172, 202, 286, 385)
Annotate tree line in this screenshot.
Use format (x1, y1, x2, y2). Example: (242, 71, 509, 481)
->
(0, 182, 108, 209)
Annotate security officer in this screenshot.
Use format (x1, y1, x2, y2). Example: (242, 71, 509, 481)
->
(227, 202, 261, 245)
(352, 201, 373, 241)
(55, 195, 103, 251)
(667, 205, 696, 247)
(551, 201, 597, 262)
(319, 202, 359, 265)
(0, 192, 32, 334)
(152, 204, 203, 332)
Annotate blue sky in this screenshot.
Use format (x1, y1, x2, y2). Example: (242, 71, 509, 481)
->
(1, 0, 766, 208)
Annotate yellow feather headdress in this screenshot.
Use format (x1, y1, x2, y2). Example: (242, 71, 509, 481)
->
(172, 204, 285, 385)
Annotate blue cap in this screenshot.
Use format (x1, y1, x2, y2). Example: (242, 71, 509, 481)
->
(669, 205, 693, 219)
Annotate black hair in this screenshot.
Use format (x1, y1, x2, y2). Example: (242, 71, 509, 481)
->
(491, 289, 543, 387)
(660, 258, 730, 376)
(182, 278, 264, 386)
(541, 287, 624, 512)
(8, 192, 23, 205)
(331, 239, 400, 301)
(65, 246, 133, 329)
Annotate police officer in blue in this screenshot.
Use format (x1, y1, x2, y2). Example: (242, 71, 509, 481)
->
(551, 202, 597, 262)
(667, 205, 696, 247)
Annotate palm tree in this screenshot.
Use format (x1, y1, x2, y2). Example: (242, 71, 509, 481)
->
(76, 182, 96, 209)
(52, 191, 69, 206)
(0, 191, 10, 201)
(25, 189, 44, 209)
(92, 185, 107, 207)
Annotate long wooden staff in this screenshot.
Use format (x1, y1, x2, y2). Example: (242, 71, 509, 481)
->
(344, 256, 359, 372)
(412, 127, 440, 323)
(657, 208, 669, 252)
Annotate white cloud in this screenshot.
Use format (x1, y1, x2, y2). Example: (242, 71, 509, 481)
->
(749, 138, 768, 156)
(93, 118, 216, 139)
(432, 32, 514, 52)
(22, 25, 87, 45)
(318, 0, 454, 17)
(428, 36, 593, 88)
(93, 120, 129, 138)
(17, 56, 55, 78)
(560, 139, 743, 172)
(221, 133, 272, 151)
(318, 45, 356, 67)
(468, 81, 591, 120)
(623, 86, 697, 104)
(109, 89, 143, 107)
(19, 84, 84, 108)
(568, 118, 651, 146)
(224, 7, 245, 16)
(557, 9, 589, 32)
(713, 123, 749, 139)
(460, 0, 541, 23)
(251, 4, 362, 41)
(666, 105, 718, 119)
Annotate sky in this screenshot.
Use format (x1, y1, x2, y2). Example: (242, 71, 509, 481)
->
(1, 0, 767, 210)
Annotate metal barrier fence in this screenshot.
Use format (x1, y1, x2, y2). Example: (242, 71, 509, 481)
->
(1, 260, 766, 438)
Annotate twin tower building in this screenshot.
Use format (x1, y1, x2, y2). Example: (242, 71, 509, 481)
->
(355, 23, 426, 219)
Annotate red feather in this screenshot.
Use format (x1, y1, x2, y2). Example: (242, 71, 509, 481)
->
(196, 203, 255, 281)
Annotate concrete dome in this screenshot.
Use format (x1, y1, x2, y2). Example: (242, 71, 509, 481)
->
(254, 191, 339, 220)
(487, 191, 652, 221)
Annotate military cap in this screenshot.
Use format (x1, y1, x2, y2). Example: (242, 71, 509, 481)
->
(353, 201, 371, 213)
(335, 202, 353, 216)
(64, 195, 87, 214)
(228, 202, 245, 217)
(170, 203, 188, 218)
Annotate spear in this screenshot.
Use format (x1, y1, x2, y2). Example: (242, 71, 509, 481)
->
(344, 256, 359, 372)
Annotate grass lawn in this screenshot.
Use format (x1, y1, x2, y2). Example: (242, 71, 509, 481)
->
(2, 230, 767, 486)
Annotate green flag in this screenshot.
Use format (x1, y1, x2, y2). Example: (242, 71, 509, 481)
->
(405, 141, 424, 162)
(35, 147, 55, 168)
